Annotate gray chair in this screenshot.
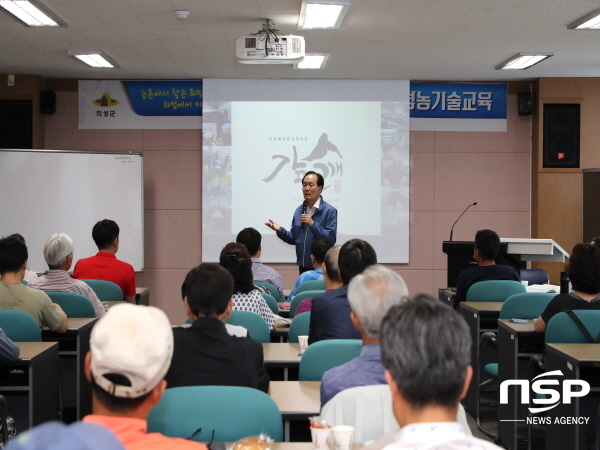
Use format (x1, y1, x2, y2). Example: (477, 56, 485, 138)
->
(226, 310, 270, 343)
(0, 310, 41, 342)
(81, 279, 123, 301)
(45, 291, 96, 318)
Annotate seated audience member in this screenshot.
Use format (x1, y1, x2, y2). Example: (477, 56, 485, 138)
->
(535, 243, 600, 333)
(28, 233, 106, 318)
(165, 264, 269, 392)
(236, 227, 285, 301)
(288, 236, 333, 299)
(219, 243, 276, 330)
(380, 295, 501, 450)
(6, 234, 37, 283)
(83, 303, 207, 450)
(73, 219, 136, 303)
(0, 328, 19, 362)
(308, 239, 377, 344)
(6, 421, 125, 450)
(295, 245, 341, 316)
(0, 236, 67, 332)
(454, 229, 520, 305)
(320, 265, 408, 407)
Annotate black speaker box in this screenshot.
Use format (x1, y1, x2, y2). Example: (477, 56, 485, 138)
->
(543, 103, 580, 168)
(40, 90, 56, 115)
(518, 92, 533, 116)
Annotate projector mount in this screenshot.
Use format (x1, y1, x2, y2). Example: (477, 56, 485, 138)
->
(251, 19, 280, 51)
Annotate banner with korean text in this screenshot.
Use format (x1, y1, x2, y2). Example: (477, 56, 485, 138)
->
(78, 80, 202, 129)
(409, 83, 507, 132)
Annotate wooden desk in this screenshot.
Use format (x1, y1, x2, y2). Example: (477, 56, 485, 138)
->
(459, 302, 503, 416)
(269, 381, 320, 441)
(545, 343, 600, 450)
(263, 343, 301, 380)
(438, 288, 455, 308)
(42, 318, 96, 421)
(272, 323, 291, 343)
(105, 301, 126, 309)
(496, 320, 543, 450)
(0, 342, 60, 430)
(136, 287, 150, 305)
(236, 444, 361, 450)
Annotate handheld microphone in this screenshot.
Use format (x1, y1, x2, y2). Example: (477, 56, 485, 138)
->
(449, 202, 477, 241)
(301, 201, 307, 228)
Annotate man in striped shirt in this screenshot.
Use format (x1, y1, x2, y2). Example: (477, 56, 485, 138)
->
(28, 233, 106, 318)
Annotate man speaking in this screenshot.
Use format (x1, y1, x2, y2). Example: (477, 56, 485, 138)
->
(266, 171, 337, 274)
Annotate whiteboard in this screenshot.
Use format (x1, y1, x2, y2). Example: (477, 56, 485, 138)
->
(0, 149, 144, 272)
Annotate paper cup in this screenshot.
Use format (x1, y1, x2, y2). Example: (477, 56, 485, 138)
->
(521, 280, 529, 287)
(298, 335, 309, 354)
(332, 425, 354, 450)
(310, 426, 331, 450)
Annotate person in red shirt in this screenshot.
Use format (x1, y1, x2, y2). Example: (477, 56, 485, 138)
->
(73, 219, 136, 303)
(83, 303, 207, 450)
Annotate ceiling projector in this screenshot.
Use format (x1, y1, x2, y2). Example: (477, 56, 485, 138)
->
(236, 20, 305, 64)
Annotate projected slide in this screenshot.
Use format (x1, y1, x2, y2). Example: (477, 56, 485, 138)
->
(202, 79, 409, 264)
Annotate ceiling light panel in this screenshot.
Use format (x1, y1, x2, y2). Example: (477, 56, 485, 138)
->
(568, 8, 600, 29)
(298, 0, 350, 30)
(294, 53, 329, 69)
(70, 52, 119, 68)
(495, 53, 553, 70)
(0, 0, 65, 26)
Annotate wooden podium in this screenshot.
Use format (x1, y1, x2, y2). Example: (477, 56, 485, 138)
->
(443, 238, 569, 288)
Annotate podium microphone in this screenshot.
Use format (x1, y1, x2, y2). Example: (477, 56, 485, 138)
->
(301, 201, 307, 228)
(449, 202, 477, 241)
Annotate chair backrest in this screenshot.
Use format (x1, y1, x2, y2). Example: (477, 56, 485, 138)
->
(545, 310, 600, 344)
(466, 280, 526, 302)
(253, 280, 279, 300)
(81, 279, 124, 301)
(499, 293, 556, 319)
(290, 290, 324, 317)
(519, 269, 549, 285)
(226, 310, 270, 343)
(321, 385, 471, 443)
(289, 312, 311, 343)
(296, 279, 326, 295)
(321, 385, 397, 443)
(299, 339, 362, 381)
(148, 385, 283, 442)
(260, 292, 279, 315)
(45, 291, 96, 318)
(0, 310, 41, 342)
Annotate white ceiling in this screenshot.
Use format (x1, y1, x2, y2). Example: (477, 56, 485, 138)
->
(2, 0, 600, 81)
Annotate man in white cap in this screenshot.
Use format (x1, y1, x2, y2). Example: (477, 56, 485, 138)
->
(82, 303, 207, 450)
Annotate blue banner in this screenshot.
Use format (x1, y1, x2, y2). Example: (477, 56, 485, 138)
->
(124, 80, 202, 116)
(409, 83, 506, 119)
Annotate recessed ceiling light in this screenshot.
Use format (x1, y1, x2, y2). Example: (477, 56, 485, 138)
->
(0, 0, 66, 26)
(568, 8, 600, 29)
(298, 0, 350, 30)
(294, 53, 329, 69)
(495, 53, 553, 70)
(69, 52, 119, 69)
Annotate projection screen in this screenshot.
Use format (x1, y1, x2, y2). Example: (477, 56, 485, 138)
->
(202, 79, 409, 264)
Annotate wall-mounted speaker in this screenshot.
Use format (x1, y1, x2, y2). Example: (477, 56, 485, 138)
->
(40, 90, 56, 115)
(543, 103, 580, 168)
(517, 92, 533, 116)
